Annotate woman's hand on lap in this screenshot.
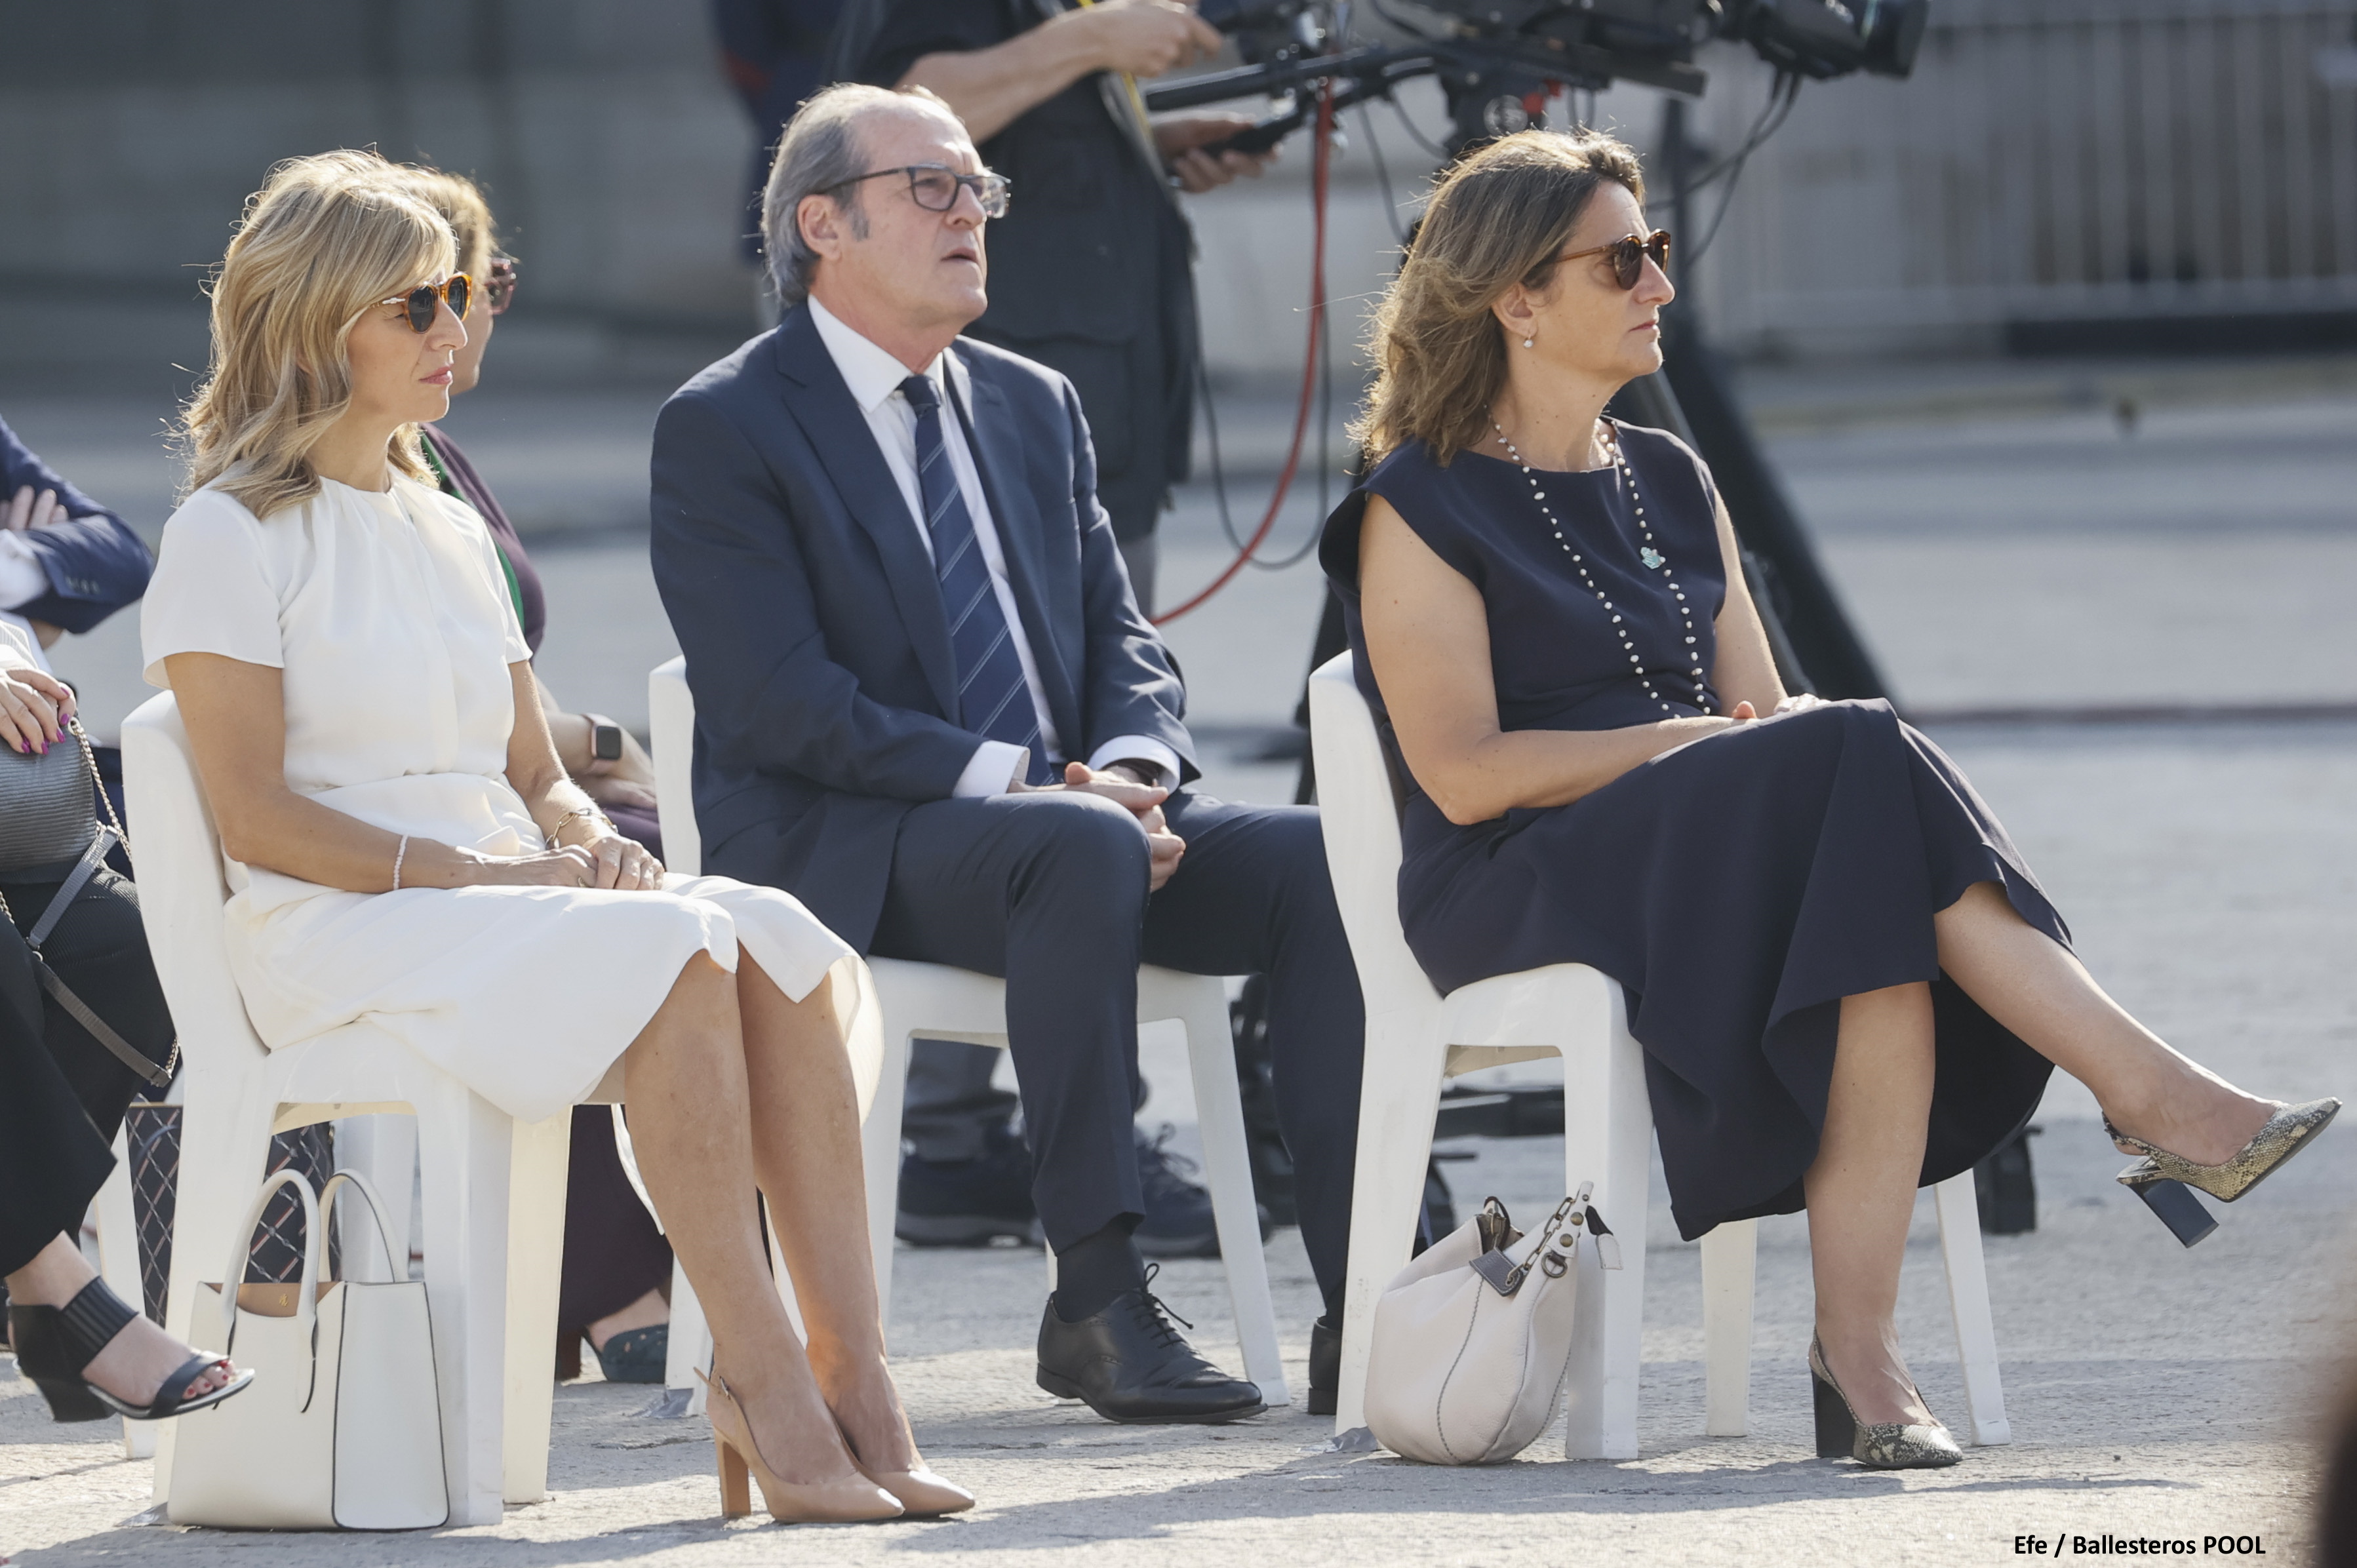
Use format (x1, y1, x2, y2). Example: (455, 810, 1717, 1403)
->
(578, 832, 664, 891)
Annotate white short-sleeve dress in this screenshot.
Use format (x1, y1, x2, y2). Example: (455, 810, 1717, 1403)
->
(140, 473, 856, 1123)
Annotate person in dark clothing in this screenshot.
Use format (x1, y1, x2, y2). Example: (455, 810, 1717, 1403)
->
(0, 416, 153, 656)
(846, 0, 1278, 1260)
(1329, 128, 2338, 1470)
(392, 165, 675, 1383)
(713, 0, 852, 265)
(1, 620, 251, 1424)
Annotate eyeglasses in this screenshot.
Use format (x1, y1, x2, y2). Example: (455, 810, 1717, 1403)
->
(1559, 229, 1673, 290)
(485, 256, 519, 317)
(378, 274, 473, 332)
(821, 164, 1012, 220)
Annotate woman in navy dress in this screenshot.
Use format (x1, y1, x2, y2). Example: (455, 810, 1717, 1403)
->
(1321, 130, 2337, 1469)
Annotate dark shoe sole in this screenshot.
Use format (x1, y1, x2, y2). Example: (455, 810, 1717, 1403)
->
(1305, 1387, 1336, 1417)
(1035, 1366, 1265, 1424)
(27, 1375, 113, 1423)
(896, 1213, 1044, 1248)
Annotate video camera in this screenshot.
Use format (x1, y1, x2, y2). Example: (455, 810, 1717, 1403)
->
(1160, 0, 1926, 157)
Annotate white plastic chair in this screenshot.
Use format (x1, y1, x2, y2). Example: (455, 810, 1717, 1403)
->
(92, 1125, 155, 1461)
(1304, 652, 2010, 1455)
(125, 692, 587, 1523)
(648, 656, 1290, 1407)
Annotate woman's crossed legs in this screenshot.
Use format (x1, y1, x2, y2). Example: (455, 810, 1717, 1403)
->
(1808, 881, 2274, 1428)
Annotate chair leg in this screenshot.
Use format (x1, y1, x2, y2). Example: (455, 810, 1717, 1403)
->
(416, 1084, 517, 1527)
(1334, 1021, 1448, 1433)
(1176, 983, 1290, 1403)
(331, 1113, 416, 1282)
(663, 1255, 711, 1417)
(94, 1126, 154, 1461)
(155, 1070, 269, 1504)
(1700, 1219, 1757, 1437)
(1562, 981, 1649, 1460)
(502, 1110, 572, 1506)
(1933, 1171, 2011, 1446)
(860, 1027, 913, 1332)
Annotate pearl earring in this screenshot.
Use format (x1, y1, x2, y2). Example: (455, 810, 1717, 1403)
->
(1522, 336, 1534, 349)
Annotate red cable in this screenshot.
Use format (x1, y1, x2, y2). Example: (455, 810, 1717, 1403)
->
(1152, 81, 1335, 626)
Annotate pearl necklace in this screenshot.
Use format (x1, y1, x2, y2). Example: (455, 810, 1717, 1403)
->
(1488, 415, 1711, 716)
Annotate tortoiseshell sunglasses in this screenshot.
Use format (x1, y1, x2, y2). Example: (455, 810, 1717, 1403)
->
(378, 274, 473, 332)
(1560, 229, 1673, 290)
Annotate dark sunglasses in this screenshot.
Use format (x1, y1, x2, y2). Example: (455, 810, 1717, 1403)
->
(378, 273, 473, 332)
(485, 256, 519, 317)
(1560, 229, 1673, 290)
(822, 163, 1012, 220)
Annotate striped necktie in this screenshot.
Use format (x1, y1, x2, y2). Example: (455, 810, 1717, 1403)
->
(900, 373, 1046, 782)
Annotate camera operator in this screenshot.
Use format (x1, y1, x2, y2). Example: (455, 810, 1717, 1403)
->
(849, 0, 1273, 613)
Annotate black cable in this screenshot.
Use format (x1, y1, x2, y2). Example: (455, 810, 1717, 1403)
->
(1357, 102, 1410, 246)
(1685, 72, 1799, 269)
(1194, 307, 1254, 559)
(1368, 0, 1439, 39)
(1683, 69, 1798, 196)
(1387, 91, 1450, 161)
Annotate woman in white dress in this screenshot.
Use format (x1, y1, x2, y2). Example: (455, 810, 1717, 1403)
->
(141, 150, 970, 1523)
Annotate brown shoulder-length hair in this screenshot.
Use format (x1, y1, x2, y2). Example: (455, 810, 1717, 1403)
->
(1352, 128, 1646, 466)
(180, 149, 455, 518)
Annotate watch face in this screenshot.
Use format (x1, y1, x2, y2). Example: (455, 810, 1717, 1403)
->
(592, 723, 624, 762)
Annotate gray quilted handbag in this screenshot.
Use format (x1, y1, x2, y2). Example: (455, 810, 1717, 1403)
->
(0, 716, 100, 873)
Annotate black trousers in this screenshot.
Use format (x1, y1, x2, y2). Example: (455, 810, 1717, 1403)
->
(0, 864, 176, 1277)
(871, 789, 1364, 1312)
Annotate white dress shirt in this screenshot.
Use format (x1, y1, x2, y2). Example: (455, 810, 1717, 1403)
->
(808, 298, 1179, 796)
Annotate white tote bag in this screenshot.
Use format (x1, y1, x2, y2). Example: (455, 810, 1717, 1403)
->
(1363, 1185, 1623, 1465)
(168, 1167, 447, 1529)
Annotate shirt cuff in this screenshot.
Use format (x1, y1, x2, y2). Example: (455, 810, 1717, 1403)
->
(1087, 735, 1180, 790)
(953, 739, 1030, 798)
(0, 534, 47, 612)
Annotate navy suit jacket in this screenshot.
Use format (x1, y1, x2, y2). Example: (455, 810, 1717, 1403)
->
(0, 416, 152, 636)
(650, 305, 1195, 951)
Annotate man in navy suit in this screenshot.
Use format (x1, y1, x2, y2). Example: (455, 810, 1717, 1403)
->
(0, 416, 153, 659)
(652, 83, 1364, 1424)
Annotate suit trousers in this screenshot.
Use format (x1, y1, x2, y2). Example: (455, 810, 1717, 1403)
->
(869, 788, 1363, 1310)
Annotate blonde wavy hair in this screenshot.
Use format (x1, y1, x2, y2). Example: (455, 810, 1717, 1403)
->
(385, 164, 500, 278)
(1351, 129, 1646, 467)
(180, 149, 456, 518)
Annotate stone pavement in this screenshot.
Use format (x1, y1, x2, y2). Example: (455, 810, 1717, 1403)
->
(3, 359, 2354, 1563)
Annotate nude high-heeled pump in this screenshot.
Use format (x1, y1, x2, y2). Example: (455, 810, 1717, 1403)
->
(835, 1415, 976, 1517)
(697, 1370, 903, 1524)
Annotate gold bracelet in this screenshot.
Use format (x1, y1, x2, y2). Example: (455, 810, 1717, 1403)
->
(546, 806, 609, 848)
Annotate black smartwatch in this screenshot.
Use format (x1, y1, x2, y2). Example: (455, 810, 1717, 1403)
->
(584, 713, 624, 774)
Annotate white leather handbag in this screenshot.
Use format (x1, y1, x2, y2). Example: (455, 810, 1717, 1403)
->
(1363, 1185, 1623, 1465)
(168, 1167, 447, 1529)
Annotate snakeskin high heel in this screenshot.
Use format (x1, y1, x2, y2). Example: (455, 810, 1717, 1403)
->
(2108, 1098, 2339, 1246)
(1809, 1335, 1963, 1470)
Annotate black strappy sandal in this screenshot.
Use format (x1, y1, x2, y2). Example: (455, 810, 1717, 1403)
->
(7, 1278, 254, 1422)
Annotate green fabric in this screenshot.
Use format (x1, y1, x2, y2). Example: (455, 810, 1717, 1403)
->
(420, 431, 527, 629)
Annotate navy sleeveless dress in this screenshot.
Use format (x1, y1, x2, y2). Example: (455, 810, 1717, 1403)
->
(1319, 422, 2065, 1240)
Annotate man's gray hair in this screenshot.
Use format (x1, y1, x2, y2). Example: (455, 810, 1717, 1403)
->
(761, 82, 951, 308)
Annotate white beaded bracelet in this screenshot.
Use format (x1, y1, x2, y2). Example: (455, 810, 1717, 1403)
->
(391, 834, 410, 891)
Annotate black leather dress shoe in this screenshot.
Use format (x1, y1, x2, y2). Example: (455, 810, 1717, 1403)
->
(1306, 1315, 1341, 1416)
(1036, 1280, 1265, 1424)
